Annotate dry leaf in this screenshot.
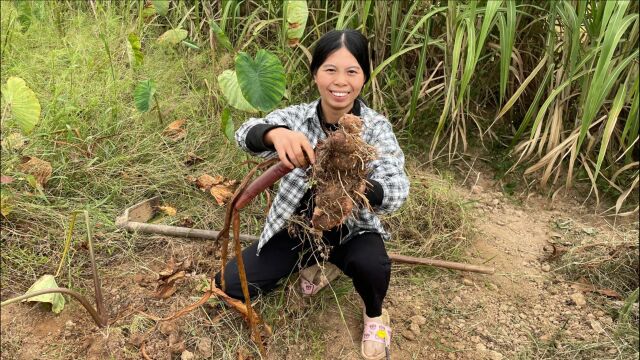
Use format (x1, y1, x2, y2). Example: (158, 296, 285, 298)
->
(154, 257, 192, 299)
(158, 205, 177, 216)
(210, 184, 235, 206)
(154, 283, 178, 299)
(162, 119, 187, 141)
(184, 152, 204, 166)
(194, 174, 224, 191)
(1, 175, 14, 184)
(17, 156, 52, 187)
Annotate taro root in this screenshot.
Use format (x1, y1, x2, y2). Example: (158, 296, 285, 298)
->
(311, 114, 376, 231)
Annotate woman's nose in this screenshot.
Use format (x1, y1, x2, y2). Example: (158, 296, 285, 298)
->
(333, 72, 347, 85)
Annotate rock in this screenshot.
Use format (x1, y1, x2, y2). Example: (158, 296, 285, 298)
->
(196, 338, 212, 358)
(410, 315, 427, 326)
(487, 283, 499, 291)
(65, 320, 76, 329)
(475, 343, 486, 352)
(570, 292, 587, 307)
(402, 329, 416, 341)
(589, 320, 604, 333)
(410, 323, 421, 336)
(463, 278, 474, 286)
(180, 350, 194, 360)
(491, 199, 500, 206)
(487, 350, 504, 360)
(541, 263, 551, 272)
(471, 185, 484, 194)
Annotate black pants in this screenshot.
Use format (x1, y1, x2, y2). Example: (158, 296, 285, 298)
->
(214, 225, 391, 317)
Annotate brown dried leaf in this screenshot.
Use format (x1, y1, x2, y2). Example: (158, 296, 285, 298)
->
(154, 283, 177, 299)
(184, 152, 204, 166)
(1, 175, 14, 184)
(158, 205, 177, 216)
(210, 184, 235, 206)
(162, 119, 187, 141)
(194, 174, 224, 191)
(17, 156, 52, 187)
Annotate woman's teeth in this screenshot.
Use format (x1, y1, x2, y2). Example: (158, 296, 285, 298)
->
(331, 91, 348, 97)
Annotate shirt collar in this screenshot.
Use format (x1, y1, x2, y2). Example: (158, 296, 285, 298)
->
(315, 98, 362, 131)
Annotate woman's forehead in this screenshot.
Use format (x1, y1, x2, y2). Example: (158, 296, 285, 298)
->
(320, 48, 361, 67)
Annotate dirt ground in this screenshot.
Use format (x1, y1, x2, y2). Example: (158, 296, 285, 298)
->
(1, 170, 638, 360)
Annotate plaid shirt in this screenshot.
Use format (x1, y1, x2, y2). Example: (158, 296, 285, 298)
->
(235, 99, 410, 254)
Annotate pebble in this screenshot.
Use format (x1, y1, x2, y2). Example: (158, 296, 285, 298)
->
(492, 199, 500, 206)
(541, 263, 551, 272)
(410, 315, 427, 326)
(471, 185, 484, 194)
(463, 278, 474, 286)
(570, 292, 587, 307)
(180, 350, 194, 360)
(475, 343, 486, 352)
(487, 283, 499, 291)
(402, 329, 416, 341)
(487, 350, 504, 360)
(589, 320, 604, 333)
(410, 323, 421, 336)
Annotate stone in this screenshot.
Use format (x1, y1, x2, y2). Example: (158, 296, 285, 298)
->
(410, 315, 427, 326)
(410, 323, 421, 336)
(487, 350, 504, 360)
(541, 263, 551, 272)
(463, 278, 474, 286)
(402, 330, 416, 341)
(589, 320, 604, 333)
(196, 338, 212, 358)
(471, 185, 484, 194)
(180, 350, 195, 360)
(487, 283, 499, 291)
(492, 199, 500, 206)
(475, 343, 486, 352)
(570, 292, 587, 307)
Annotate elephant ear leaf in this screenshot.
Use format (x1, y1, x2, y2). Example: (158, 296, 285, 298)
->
(218, 70, 257, 113)
(151, 0, 170, 16)
(126, 33, 143, 67)
(2, 77, 40, 134)
(22, 274, 65, 314)
(235, 50, 286, 112)
(157, 29, 188, 45)
(134, 79, 156, 112)
(210, 21, 233, 51)
(285, 0, 309, 46)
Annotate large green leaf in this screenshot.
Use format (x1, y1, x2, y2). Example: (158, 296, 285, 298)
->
(157, 29, 188, 45)
(126, 33, 143, 68)
(134, 79, 156, 112)
(152, 0, 170, 16)
(22, 275, 65, 314)
(221, 107, 234, 141)
(210, 20, 233, 51)
(235, 50, 286, 112)
(285, 0, 308, 45)
(218, 70, 257, 113)
(2, 77, 40, 134)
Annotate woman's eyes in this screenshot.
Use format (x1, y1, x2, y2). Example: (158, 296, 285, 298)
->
(324, 69, 359, 75)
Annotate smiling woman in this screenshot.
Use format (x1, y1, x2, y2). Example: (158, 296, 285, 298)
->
(216, 29, 409, 360)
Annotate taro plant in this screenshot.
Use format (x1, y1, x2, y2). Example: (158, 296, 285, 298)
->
(134, 79, 163, 124)
(1, 76, 41, 134)
(217, 49, 286, 140)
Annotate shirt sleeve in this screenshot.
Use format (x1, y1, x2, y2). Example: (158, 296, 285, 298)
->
(235, 105, 303, 157)
(366, 119, 410, 214)
(245, 124, 290, 152)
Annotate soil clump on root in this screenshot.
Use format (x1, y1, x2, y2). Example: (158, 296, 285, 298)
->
(310, 114, 376, 232)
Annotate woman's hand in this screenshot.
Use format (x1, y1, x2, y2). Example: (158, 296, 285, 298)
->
(264, 128, 316, 169)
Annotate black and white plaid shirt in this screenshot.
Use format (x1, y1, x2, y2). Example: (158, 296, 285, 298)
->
(235, 99, 410, 254)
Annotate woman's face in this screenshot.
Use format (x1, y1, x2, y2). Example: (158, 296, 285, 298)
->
(314, 47, 365, 118)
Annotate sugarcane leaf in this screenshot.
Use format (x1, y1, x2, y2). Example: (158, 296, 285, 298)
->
(2, 76, 40, 134)
(21, 275, 65, 314)
(594, 83, 627, 181)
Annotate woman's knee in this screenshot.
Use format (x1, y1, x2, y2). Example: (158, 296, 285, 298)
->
(345, 251, 391, 278)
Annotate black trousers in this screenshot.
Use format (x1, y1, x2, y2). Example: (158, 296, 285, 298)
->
(214, 225, 391, 317)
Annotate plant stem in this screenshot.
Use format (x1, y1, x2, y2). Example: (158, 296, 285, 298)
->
(55, 212, 78, 277)
(0, 287, 106, 327)
(84, 210, 106, 319)
(153, 94, 163, 125)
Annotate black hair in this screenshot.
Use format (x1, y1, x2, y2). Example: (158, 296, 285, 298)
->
(310, 29, 371, 83)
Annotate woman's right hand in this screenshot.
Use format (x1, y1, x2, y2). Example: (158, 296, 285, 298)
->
(264, 128, 316, 169)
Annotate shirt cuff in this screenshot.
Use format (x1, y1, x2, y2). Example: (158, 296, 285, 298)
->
(245, 124, 290, 152)
(365, 179, 384, 207)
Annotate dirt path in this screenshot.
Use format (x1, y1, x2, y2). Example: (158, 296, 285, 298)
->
(1, 173, 636, 360)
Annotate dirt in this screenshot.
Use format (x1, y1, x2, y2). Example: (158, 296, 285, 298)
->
(1, 171, 637, 359)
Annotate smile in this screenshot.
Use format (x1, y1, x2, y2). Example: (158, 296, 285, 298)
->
(330, 90, 350, 98)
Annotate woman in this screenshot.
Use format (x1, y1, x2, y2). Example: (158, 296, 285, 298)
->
(216, 29, 410, 360)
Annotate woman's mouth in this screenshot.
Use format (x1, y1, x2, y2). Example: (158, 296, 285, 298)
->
(330, 90, 350, 100)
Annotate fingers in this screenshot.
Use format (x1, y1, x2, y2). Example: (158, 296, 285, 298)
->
(301, 140, 315, 165)
(272, 131, 315, 169)
(274, 143, 295, 169)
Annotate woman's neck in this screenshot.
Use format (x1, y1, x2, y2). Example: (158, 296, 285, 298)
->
(320, 102, 350, 124)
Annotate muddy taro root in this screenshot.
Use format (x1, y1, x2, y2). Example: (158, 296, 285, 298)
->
(311, 114, 376, 231)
